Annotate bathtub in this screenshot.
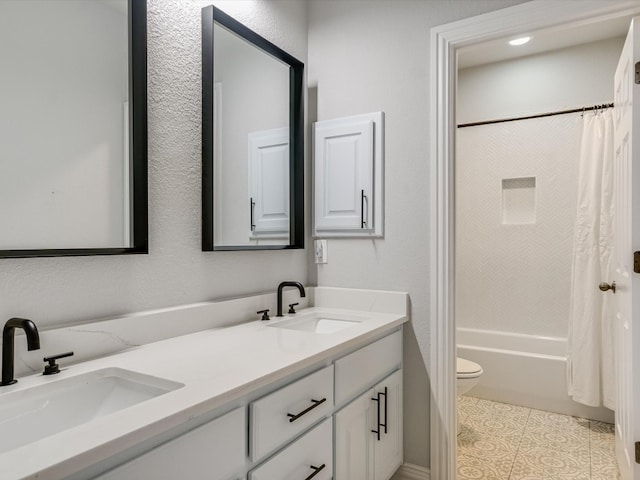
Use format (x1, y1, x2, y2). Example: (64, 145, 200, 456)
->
(457, 327, 614, 423)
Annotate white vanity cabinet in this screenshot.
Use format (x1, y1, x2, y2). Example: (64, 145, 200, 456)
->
(333, 329, 403, 480)
(95, 407, 246, 480)
(92, 329, 402, 480)
(248, 330, 401, 480)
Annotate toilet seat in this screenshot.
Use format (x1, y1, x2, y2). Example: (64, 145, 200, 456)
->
(457, 357, 482, 379)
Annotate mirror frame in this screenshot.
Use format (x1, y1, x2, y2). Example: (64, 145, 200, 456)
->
(201, 5, 304, 251)
(0, 0, 148, 259)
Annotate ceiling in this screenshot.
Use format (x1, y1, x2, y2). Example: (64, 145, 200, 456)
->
(458, 15, 634, 69)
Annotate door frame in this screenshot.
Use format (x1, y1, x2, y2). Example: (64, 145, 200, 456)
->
(429, 2, 640, 478)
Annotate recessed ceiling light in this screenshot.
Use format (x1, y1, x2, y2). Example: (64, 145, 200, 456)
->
(509, 36, 531, 46)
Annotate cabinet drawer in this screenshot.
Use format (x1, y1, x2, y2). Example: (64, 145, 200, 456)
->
(334, 330, 401, 405)
(250, 365, 334, 461)
(96, 407, 246, 480)
(249, 418, 332, 480)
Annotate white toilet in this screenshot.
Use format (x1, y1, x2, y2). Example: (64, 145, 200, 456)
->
(457, 357, 483, 395)
(457, 357, 483, 434)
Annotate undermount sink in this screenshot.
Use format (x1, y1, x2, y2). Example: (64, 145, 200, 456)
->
(0, 367, 183, 454)
(267, 311, 368, 334)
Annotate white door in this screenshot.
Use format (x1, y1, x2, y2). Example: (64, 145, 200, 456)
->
(614, 16, 640, 480)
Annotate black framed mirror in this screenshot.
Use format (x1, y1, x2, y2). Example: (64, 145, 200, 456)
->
(0, 0, 147, 258)
(202, 6, 304, 251)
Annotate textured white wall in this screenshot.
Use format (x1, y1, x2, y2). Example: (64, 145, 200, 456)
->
(456, 38, 623, 338)
(0, 0, 309, 330)
(307, 0, 529, 467)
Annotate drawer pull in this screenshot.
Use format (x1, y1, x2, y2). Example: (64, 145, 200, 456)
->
(250, 197, 256, 231)
(371, 393, 381, 441)
(304, 463, 326, 480)
(287, 398, 327, 423)
(371, 387, 388, 441)
(380, 386, 388, 434)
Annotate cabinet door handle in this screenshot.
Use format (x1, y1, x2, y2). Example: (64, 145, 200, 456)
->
(304, 464, 326, 480)
(380, 386, 388, 434)
(287, 398, 327, 423)
(360, 189, 368, 228)
(371, 392, 381, 441)
(250, 197, 256, 231)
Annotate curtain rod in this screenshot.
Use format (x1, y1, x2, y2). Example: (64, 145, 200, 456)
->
(457, 103, 614, 128)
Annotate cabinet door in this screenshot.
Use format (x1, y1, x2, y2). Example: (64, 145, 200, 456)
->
(314, 119, 373, 231)
(373, 370, 403, 480)
(248, 127, 289, 236)
(96, 407, 246, 480)
(334, 388, 374, 480)
(313, 112, 384, 237)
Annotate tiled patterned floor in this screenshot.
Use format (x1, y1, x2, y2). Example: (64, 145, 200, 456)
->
(457, 395, 619, 480)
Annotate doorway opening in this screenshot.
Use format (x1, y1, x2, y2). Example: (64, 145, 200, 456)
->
(429, 2, 640, 479)
(455, 22, 624, 479)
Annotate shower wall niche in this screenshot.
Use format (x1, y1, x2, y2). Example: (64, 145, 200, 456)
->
(502, 177, 536, 225)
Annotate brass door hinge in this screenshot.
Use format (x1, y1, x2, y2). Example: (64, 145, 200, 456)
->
(636, 441, 640, 463)
(634, 251, 640, 274)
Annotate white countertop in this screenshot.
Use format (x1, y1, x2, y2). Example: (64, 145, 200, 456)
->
(0, 304, 407, 480)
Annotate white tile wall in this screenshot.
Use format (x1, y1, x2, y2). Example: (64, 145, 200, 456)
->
(455, 114, 581, 337)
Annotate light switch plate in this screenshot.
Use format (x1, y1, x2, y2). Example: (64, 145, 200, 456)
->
(315, 240, 328, 264)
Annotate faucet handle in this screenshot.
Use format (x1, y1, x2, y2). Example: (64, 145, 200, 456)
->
(257, 309, 270, 321)
(288, 303, 299, 314)
(43, 351, 74, 375)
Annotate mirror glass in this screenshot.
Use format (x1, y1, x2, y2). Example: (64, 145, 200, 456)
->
(0, 0, 147, 257)
(202, 6, 304, 251)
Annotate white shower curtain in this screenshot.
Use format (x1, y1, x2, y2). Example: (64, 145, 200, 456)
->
(567, 109, 615, 409)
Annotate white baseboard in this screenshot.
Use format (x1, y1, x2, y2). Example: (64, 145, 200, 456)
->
(391, 463, 431, 480)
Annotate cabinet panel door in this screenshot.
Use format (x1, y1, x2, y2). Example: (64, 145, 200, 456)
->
(314, 120, 373, 230)
(373, 370, 403, 480)
(249, 418, 333, 480)
(96, 407, 246, 480)
(334, 388, 374, 480)
(248, 127, 289, 236)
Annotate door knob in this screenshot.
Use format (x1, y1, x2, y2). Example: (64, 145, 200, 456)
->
(599, 281, 616, 293)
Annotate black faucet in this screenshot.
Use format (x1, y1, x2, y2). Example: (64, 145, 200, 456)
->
(1, 318, 40, 386)
(276, 281, 306, 317)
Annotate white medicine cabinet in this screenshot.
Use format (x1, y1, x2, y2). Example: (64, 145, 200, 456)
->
(313, 112, 384, 237)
